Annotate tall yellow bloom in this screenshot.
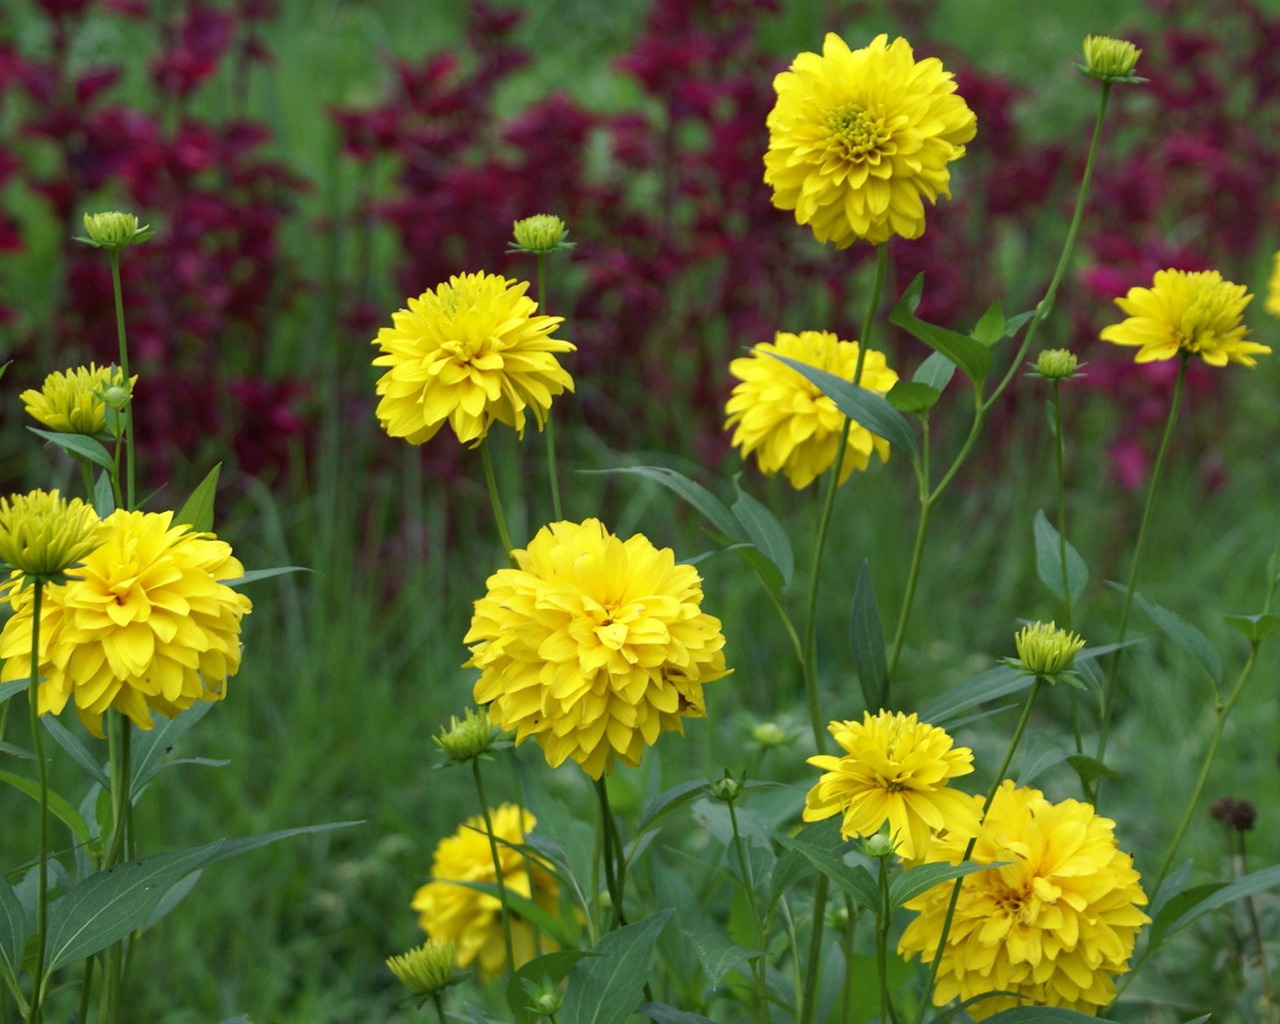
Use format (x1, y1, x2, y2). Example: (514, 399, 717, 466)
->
(1100, 268, 1270, 367)
(21, 364, 132, 436)
(725, 331, 899, 489)
(466, 519, 729, 779)
(371, 271, 575, 447)
(764, 33, 976, 247)
(0, 509, 252, 737)
(412, 803, 559, 981)
(802, 710, 980, 859)
(898, 781, 1150, 1019)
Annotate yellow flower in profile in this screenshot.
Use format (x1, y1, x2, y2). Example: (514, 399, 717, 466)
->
(466, 519, 729, 779)
(21, 364, 132, 436)
(725, 331, 899, 490)
(386, 938, 458, 996)
(0, 490, 100, 583)
(412, 803, 559, 981)
(371, 271, 575, 447)
(1100, 268, 1270, 368)
(1266, 250, 1280, 319)
(764, 33, 976, 247)
(0, 509, 253, 737)
(802, 710, 980, 859)
(1080, 35, 1143, 82)
(898, 780, 1150, 1019)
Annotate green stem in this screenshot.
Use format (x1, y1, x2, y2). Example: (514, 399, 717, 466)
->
(480, 437, 517, 565)
(101, 712, 133, 1024)
(798, 875, 829, 1024)
(108, 250, 136, 511)
(27, 584, 47, 1024)
(886, 420, 932, 680)
(875, 857, 901, 1024)
(431, 990, 448, 1024)
(1051, 380, 1073, 630)
(471, 760, 516, 979)
(1095, 357, 1189, 781)
(535, 253, 565, 522)
(594, 778, 627, 928)
(726, 798, 769, 1024)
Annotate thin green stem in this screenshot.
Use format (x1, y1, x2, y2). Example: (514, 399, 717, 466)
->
(1051, 380, 1073, 630)
(798, 874, 829, 1024)
(886, 420, 932, 680)
(101, 712, 133, 1024)
(594, 778, 627, 928)
(471, 759, 516, 979)
(726, 798, 769, 1024)
(27, 584, 47, 1024)
(431, 990, 447, 1024)
(108, 251, 136, 511)
(480, 438, 517, 565)
(535, 253, 565, 522)
(875, 857, 902, 1024)
(1095, 357, 1189, 779)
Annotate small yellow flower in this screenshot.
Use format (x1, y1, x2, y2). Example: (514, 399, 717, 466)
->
(764, 33, 976, 247)
(803, 710, 980, 859)
(1100, 268, 1270, 367)
(510, 214, 571, 254)
(0, 509, 252, 737)
(0, 490, 100, 583)
(21, 364, 133, 436)
(466, 519, 729, 779)
(371, 272, 575, 447)
(77, 211, 152, 249)
(725, 331, 899, 489)
(898, 781, 1150, 1019)
(412, 804, 559, 980)
(1266, 250, 1280, 319)
(434, 706, 498, 763)
(1080, 35, 1143, 82)
(1012, 620, 1086, 678)
(386, 939, 457, 996)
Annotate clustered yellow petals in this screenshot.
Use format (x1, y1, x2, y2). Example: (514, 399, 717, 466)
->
(803, 710, 980, 859)
(1014, 620, 1086, 678)
(411, 803, 559, 980)
(1100, 268, 1270, 368)
(78, 210, 152, 249)
(371, 271, 575, 448)
(1266, 250, 1280, 319)
(764, 33, 976, 247)
(434, 705, 498, 763)
(510, 214, 570, 254)
(21, 364, 133, 436)
(725, 331, 899, 489)
(386, 939, 457, 996)
(0, 489, 101, 582)
(466, 518, 729, 779)
(898, 781, 1150, 1019)
(1080, 35, 1143, 81)
(0, 509, 252, 737)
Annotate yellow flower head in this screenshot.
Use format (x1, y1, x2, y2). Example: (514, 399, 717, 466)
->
(1266, 250, 1280, 319)
(371, 271, 575, 447)
(21, 364, 132, 436)
(434, 705, 498, 763)
(0, 509, 253, 737)
(1013, 620, 1086, 678)
(1100, 268, 1270, 368)
(466, 519, 729, 779)
(725, 331, 899, 490)
(386, 938, 458, 996)
(802, 710, 980, 860)
(764, 33, 976, 247)
(1080, 35, 1143, 82)
(411, 803, 559, 981)
(898, 780, 1150, 1019)
(0, 489, 100, 583)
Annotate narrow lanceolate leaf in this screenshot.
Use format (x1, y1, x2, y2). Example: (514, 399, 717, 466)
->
(889, 275, 992, 383)
(42, 714, 110, 789)
(1153, 865, 1280, 947)
(1032, 510, 1088, 606)
(885, 380, 940, 414)
(223, 566, 309, 589)
(981, 1008, 1121, 1023)
(1132, 591, 1221, 684)
(889, 860, 999, 909)
(27, 427, 115, 471)
(0, 770, 91, 844)
(850, 562, 887, 712)
(131, 700, 215, 795)
(174, 463, 221, 533)
(772, 832, 879, 911)
(731, 476, 794, 587)
(766, 353, 918, 460)
(0, 875, 28, 983)
(0, 679, 31, 709)
(918, 664, 1027, 729)
(637, 1003, 720, 1024)
(913, 350, 957, 394)
(587, 467, 741, 541)
(559, 911, 671, 1024)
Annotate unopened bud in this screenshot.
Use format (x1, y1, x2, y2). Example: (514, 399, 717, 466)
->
(510, 214, 571, 254)
(1080, 36, 1143, 83)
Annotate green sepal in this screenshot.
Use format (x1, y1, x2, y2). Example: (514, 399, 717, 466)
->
(889, 275, 992, 383)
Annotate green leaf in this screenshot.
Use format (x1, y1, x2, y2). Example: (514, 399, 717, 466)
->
(507, 950, 599, 1024)
(972, 298, 1006, 345)
(587, 467, 741, 541)
(1133, 591, 1221, 684)
(0, 769, 91, 844)
(728, 545, 785, 605)
(889, 276, 992, 383)
(637, 780, 710, 836)
(174, 463, 221, 533)
(1003, 310, 1036, 338)
(560, 911, 671, 1024)
(0, 876, 28, 986)
(766, 354, 919, 461)
(93, 471, 115, 517)
(685, 922, 758, 988)
(850, 562, 887, 712)
(982, 1009, 1120, 1023)
(638, 1003, 720, 1024)
(772, 832, 879, 910)
(918, 664, 1028, 729)
(1032, 510, 1087, 606)
(131, 700, 215, 795)
(1223, 612, 1280, 642)
(42, 715, 110, 789)
(455, 881, 576, 949)
(1064, 754, 1116, 787)
(889, 860, 998, 909)
(27, 427, 114, 471)
(731, 476, 793, 588)
(1156, 865, 1280, 946)
(223, 566, 309, 589)
(770, 818, 839, 907)
(913, 351, 957, 393)
(0, 679, 30, 708)
(886, 380, 941, 414)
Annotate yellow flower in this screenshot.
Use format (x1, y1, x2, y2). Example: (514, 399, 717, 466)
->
(1080, 35, 1143, 82)
(803, 710, 980, 859)
(0, 490, 100, 583)
(466, 519, 729, 779)
(898, 780, 1150, 1019)
(412, 803, 559, 981)
(725, 331, 899, 490)
(0, 509, 253, 737)
(763, 33, 976, 247)
(371, 271, 575, 447)
(434, 706, 499, 763)
(1266, 250, 1280, 319)
(1100, 268, 1270, 368)
(386, 939, 458, 996)
(1012, 621, 1086, 679)
(21, 364, 132, 436)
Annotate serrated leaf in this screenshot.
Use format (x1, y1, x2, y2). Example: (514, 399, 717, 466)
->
(772, 833, 879, 910)
(1223, 612, 1280, 642)
(889, 859, 998, 908)
(889, 276, 992, 383)
(42, 715, 110, 789)
(507, 950, 599, 1024)
(850, 562, 887, 712)
(913, 351, 957, 393)
(0, 875, 28, 984)
(731, 476, 793, 587)
(27, 427, 115, 471)
(587, 467, 741, 541)
(972, 299, 1006, 345)
(886, 380, 940, 414)
(766, 354, 918, 461)
(0, 769, 91, 844)
(560, 911, 671, 1024)
(1032, 510, 1087, 606)
(1133, 592, 1221, 684)
(174, 463, 221, 533)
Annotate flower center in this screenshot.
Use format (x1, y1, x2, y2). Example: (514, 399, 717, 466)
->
(827, 105, 891, 161)
(993, 884, 1032, 920)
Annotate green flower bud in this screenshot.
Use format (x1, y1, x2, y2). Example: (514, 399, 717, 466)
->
(863, 833, 896, 859)
(521, 975, 564, 1017)
(0, 489, 101, 584)
(510, 214, 571, 254)
(710, 772, 743, 803)
(750, 720, 788, 747)
(77, 211, 154, 250)
(433, 706, 497, 763)
(1032, 348, 1080, 381)
(1079, 36, 1144, 83)
(386, 939, 457, 996)
(1010, 621, 1086, 680)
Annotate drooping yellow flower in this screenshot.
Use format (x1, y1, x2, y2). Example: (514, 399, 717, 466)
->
(21, 364, 132, 436)
(371, 271, 575, 447)
(725, 331, 899, 490)
(898, 780, 1150, 1019)
(412, 803, 559, 981)
(1100, 268, 1270, 367)
(466, 519, 729, 779)
(0, 509, 252, 737)
(0, 490, 100, 583)
(1265, 250, 1280, 319)
(764, 33, 976, 247)
(802, 710, 980, 859)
